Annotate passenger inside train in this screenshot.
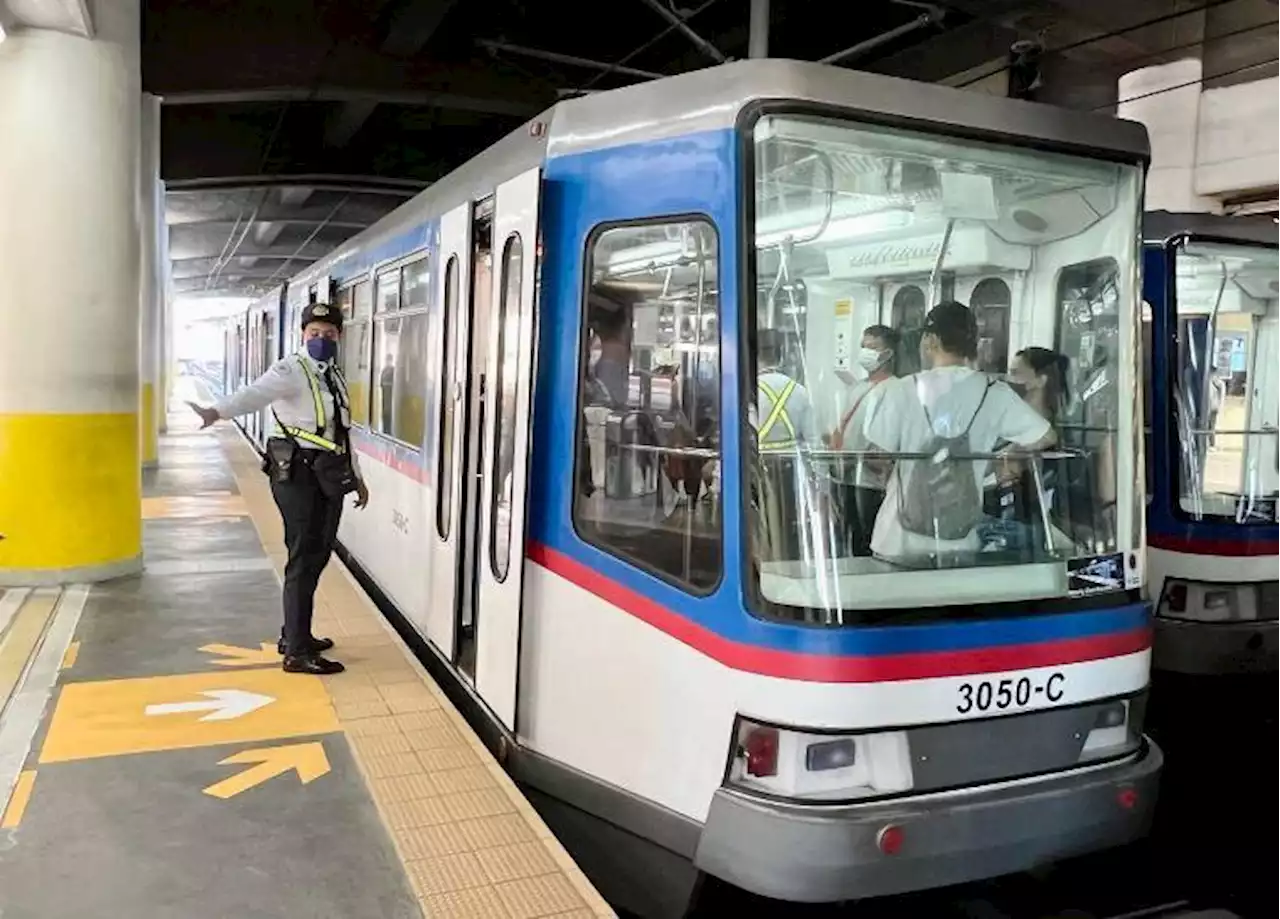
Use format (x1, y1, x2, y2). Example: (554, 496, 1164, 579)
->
(744, 111, 1142, 620)
(576, 223, 722, 589)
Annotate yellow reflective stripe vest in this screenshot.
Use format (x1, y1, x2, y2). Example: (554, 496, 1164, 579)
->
(757, 377, 798, 451)
(277, 356, 341, 452)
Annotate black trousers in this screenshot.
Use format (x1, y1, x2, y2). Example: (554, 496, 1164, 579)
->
(270, 456, 343, 656)
(838, 484, 885, 557)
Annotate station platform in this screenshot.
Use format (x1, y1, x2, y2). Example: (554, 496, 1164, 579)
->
(0, 390, 613, 919)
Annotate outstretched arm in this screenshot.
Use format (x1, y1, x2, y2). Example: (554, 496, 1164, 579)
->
(189, 359, 298, 428)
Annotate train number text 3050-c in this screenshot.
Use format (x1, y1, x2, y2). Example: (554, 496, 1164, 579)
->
(956, 673, 1065, 714)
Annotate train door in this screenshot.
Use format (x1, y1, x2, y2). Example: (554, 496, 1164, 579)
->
(433, 168, 540, 731)
(429, 202, 473, 661)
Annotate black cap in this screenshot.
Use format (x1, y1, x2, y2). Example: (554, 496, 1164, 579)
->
(922, 300, 977, 359)
(301, 302, 343, 330)
(923, 300, 974, 334)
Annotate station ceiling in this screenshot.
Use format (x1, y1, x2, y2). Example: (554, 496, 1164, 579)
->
(137, 0, 1277, 298)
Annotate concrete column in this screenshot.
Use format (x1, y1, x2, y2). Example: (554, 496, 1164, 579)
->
(158, 191, 174, 432)
(1118, 58, 1219, 213)
(139, 93, 162, 467)
(0, 0, 144, 585)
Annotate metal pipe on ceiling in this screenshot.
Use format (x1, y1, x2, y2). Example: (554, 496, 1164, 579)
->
(636, 0, 727, 63)
(818, 2, 944, 66)
(582, 0, 721, 90)
(748, 0, 769, 58)
(478, 39, 665, 80)
(261, 196, 350, 288)
(205, 194, 266, 290)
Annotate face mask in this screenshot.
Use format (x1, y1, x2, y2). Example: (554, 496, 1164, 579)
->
(306, 337, 338, 363)
(856, 347, 887, 372)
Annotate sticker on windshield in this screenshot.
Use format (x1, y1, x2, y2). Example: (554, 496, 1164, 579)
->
(1067, 553, 1125, 596)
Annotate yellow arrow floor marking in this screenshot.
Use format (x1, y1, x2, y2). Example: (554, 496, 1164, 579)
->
(200, 642, 278, 667)
(203, 742, 331, 799)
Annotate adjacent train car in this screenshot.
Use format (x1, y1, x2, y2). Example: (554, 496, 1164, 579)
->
(231, 61, 1161, 917)
(230, 285, 288, 451)
(1142, 211, 1278, 679)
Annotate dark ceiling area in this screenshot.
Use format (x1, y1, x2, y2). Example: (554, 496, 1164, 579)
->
(145, 0, 1277, 297)
(147, 0, 971, 186)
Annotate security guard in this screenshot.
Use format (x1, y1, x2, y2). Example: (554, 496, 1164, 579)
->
(189, 302, 369, 675)
(754, 328, 817, 452)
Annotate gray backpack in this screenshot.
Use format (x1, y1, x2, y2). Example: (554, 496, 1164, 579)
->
(898, 376, 993, 541)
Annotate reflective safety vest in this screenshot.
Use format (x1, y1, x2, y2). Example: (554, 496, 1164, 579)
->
(757, 376, 798, 452)
(275, 356, 343, 452)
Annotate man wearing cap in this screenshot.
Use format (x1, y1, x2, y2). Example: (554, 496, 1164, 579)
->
(189, 302, 369, 675)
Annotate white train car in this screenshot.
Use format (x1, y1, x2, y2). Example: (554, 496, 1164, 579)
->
(241, 61, 1162, 917)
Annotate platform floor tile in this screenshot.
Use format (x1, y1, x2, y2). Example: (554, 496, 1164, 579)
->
(219, 425, 614, 919)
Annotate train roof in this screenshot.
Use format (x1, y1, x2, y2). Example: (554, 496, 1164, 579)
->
(1144, 209, 1279, 247)
(290, 58, 1152, 292)
(545, 58, 1150, 162)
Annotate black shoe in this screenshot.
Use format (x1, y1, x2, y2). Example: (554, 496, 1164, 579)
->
(277, 636, 335, 655)
(282, 654, 345, 675)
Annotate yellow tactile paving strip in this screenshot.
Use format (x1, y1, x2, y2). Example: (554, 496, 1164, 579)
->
(141, 493, 249, 519)
(216, 429, 613, 919)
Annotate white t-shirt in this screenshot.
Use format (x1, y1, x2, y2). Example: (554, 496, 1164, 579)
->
(863, 366, 1051, 561)
(836, 377, 892, 489)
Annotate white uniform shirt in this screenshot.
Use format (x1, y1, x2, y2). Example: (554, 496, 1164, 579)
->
(215, 352, 363, 478)
(863, 366, 1049, 560)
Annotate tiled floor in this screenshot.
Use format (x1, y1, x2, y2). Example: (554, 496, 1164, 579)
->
(0, 387, 612, 919)
(222, 426, 612, 919)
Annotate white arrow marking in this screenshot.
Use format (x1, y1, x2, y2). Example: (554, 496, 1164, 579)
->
(144, 689, 275, 722)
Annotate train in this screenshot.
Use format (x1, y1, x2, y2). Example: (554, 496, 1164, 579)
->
(222, 60, 1162, 917)
(1141, 210, 1278, 680)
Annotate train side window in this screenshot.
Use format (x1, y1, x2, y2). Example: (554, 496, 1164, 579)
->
(376, 267, 400, 314)
(372, 268, 402, 437)
(490, 234, 524, 582)
(573, 219, 721, 592)
(392, 257, 431, 448)
(342, 280, 374, 427)
(437, 255, 460, 540)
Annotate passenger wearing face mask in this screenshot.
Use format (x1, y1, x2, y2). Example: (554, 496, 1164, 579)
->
(826, 325, 899, 555)
(188, 302, 369, 675)
(983, 347, 1070, 554)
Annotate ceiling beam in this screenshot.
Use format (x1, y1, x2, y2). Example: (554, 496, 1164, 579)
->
(168, 239, 337, 262)
(172, 264, 297, 281)
(170, 254, 319, 268)
(150, 44, 551, 116)
(166, 174, 426, 196)
(169, 216, 372, 231)
(163, 85, 540, 117)
(325, 0, 462, 147)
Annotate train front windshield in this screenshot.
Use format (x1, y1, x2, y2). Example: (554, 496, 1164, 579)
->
(1169, 241, 1279, 524)
(746, 113, 1144, 621)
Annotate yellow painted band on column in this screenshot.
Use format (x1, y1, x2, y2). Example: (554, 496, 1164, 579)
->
(141, 381, 158, 465)
(0, 413, 141, 570)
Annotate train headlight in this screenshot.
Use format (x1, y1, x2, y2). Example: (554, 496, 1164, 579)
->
(1157, 578, 1279, 624)
(1077, 698, 1143, 764)
(727, 718, 914, 802)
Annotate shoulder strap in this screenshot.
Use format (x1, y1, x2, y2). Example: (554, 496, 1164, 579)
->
(837, 378, 885, 439)
(913, 373, 937, 431)
(962, 379, 995, 438)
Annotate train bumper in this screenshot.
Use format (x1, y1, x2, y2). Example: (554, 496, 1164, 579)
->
(694, 738, 1162, 903)
(1153, 616, 1277, 675)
